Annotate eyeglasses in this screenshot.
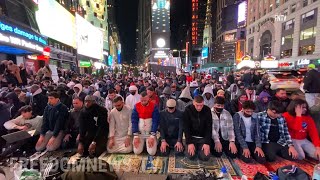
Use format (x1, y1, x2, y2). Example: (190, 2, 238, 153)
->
(168, 107, 175, 110)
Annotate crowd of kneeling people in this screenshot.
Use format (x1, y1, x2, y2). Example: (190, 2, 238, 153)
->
(3, 85, 320, 165)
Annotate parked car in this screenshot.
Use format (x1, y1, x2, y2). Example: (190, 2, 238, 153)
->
(266, 70, 300, 91)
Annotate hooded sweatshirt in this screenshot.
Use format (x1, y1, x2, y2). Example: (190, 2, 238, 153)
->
(159, 87, 175, 111)
(125, 85, 141, 109)
(177, 86, 193, 111)
(230, 90, 247, 116)
(73, 84, 86, 102)
(202, 85, 214, 108)
(228, 84, 239, 100)
(254, 91, 271, 113)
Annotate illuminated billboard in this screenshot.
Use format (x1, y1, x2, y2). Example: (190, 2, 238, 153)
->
(36, 0, 76, 47)
(237, 1, 247, 27)
(76, 14, 103, 60)
(152, 0, 170, 32)
(224, 33, 236, 42)
(201, 47, 208, 59)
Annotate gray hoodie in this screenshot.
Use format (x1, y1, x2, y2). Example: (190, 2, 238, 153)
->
(202, 85, 214, 109)
(176, 86, 193, 112)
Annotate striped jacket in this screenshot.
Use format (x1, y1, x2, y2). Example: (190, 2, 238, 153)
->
(257, 111, 293, 146)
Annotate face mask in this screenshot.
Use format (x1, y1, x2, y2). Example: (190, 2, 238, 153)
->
(130, 92, 136, 95)
(243, 112, 251, 117)
(215, 107, 223, 113)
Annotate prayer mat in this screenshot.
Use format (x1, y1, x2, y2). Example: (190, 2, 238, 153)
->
(264, 157, 315, 176)
(139, 156, 169, 174)
(98, 153, 142, 173)
(167, 155, 239, 177)
(233, 159, 269, 178)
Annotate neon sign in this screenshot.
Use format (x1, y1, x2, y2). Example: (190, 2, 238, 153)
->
(0, 21, 47, 45)
(192, 0, 198, 45)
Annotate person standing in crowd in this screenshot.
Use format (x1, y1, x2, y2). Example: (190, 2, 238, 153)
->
(62, 97, 83, 149)
(19, 63, 28, 86)
(202, 85, 214, 109)
(105, 89, 118, 112)
(41, 65, 52, 81)
(147, 87, 160, 106)
(156, 80, 165, 97)
(258, 100, 298, 162)
(230, 90, 247, 116)
(72, 84, 86, 102)
(271, 88, 291, 110)
(254, 91, 271, 113)
(29, 84, 48, 116)
(115, 83, 126, 101)
(256, 81, 272, 96)
(159, 86, 174, 111)
(7, 60, 22, 86)
(132, 91, 159, 155)
(125, 85, 141, 109)
(283, 99, 320, 160)
(78, 95, 108, 157)
(107, 96, 132, 154)
(227, 71, 235, 85)
(242, 70, 253, 87)
(176, 85, 193, 112)
(4, 105, 42, 134)
(159, 99, 184, 156)
(183, 95, 212, 161)
(303, 64, 320, 108)
(5, 92, 23, 119)
(36, 92, 68, 152)
(233, 101, 265, 163)
(170, 83, 181, 100)
(211, 97, 237, 159)
(228, 84, 239, 100)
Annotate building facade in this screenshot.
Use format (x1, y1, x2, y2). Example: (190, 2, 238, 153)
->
(136, 0, 152, 65)
(246, 0, 320, 67)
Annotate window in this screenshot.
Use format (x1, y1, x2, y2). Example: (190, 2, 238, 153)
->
(281, 49, 292, 58)
(299, 45, 315, 56)
(283, 8, 288, 16)
(313, 0, 318, 2)
(269, 6, 273, 12)
(253, 16, 255, 22)
(283, 19, 295, 30)
(264, 9, 266, 15)
(276, 0, 280, 8)
(86, 0, 90, 7)
(253, 26, 255, 32)
(281, 34, 293, 45)
(302, 10, 315, 23)
(94, 12, 97, 17)
(284, 0, 288, 2)
(291, 4, 296, 13)
(303, 0, 308, 7)
(96, 3, 99, 8)
(300, 27, 316, 40)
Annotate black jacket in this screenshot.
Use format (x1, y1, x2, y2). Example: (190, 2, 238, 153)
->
(41, 103, 69, 137)
(304, 69, 320, 93)
(271, 96, 291, 111)
(31, 93, 48, 116)
(79, 104, 108, 144)
(230, 99, 239, 117)
(159, 109, 183, 143)
(183, 104, 212, 145)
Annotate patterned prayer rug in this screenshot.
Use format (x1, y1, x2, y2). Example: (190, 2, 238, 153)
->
(233, 159, 269, 178)
(98, 153, 143, 173)
(139, 156, 169, 174)
(167, 155, 240, 177)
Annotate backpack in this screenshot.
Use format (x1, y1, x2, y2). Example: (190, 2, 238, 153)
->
(276, 165, 311, 180)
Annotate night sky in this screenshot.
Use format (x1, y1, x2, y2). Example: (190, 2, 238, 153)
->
(116, 0, 190, 64)
(116, 0, 139, 64)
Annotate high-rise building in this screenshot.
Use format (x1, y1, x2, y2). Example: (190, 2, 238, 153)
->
(149, 0, 173, 72)
(212, 0, 240, 64)
(246, 0, 320, 68)
(202, 0, 213, 64)
(136, 0, 152, 65)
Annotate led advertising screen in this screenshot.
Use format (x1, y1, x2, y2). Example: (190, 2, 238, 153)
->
(201, 47, 208, 59)
(76, 14, 103, 60)
(36, 0, 76, 47)
(237, 1, 247, 26)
